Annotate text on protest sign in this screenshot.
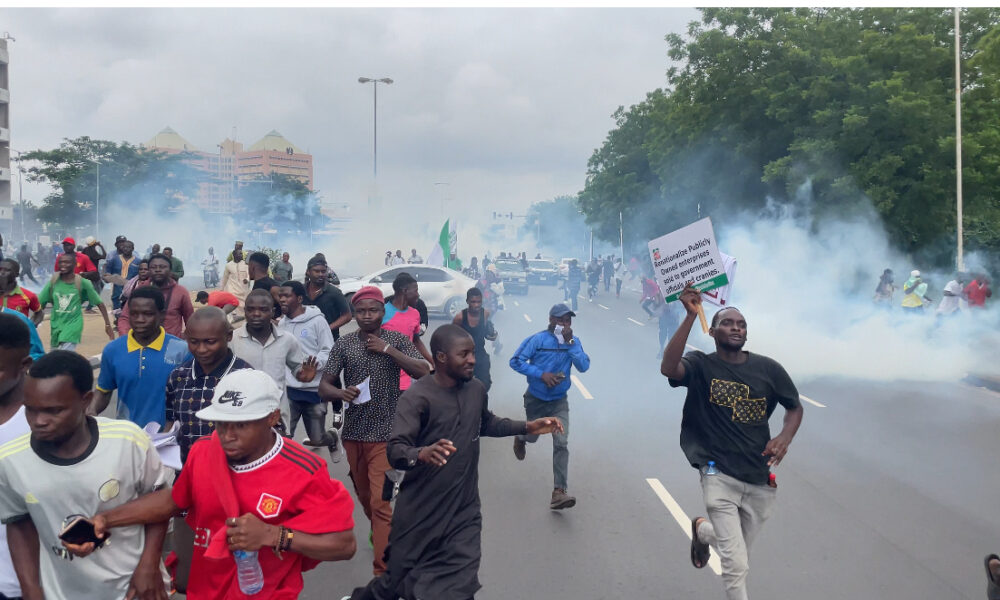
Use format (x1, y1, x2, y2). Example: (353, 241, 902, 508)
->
(647, 217, 729, 303)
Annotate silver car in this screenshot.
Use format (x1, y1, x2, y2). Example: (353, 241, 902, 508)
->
(338, 264, 477, 318)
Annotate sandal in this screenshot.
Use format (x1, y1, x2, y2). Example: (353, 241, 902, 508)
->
(986, 554, 1000, 600)
(690, 517, 710, 569)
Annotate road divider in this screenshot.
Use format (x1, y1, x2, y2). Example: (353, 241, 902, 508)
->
(646, 478, 721, 575)
(571, 375, 594, 400)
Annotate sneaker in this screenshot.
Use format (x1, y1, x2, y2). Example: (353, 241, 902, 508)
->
(550, 488, 576, 510)
(513, 438, 526, 461)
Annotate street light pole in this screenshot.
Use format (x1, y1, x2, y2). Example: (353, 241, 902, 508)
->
(358, 77, 393, 209)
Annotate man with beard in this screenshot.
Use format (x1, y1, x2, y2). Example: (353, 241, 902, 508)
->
(344, 325, 562, 600)
(660, 285, 803, 600)
(118, 254, 193, 338)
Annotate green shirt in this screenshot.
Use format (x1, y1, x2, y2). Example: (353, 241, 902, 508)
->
(37, 277, 103, 345)
(171, 258, 184, 279)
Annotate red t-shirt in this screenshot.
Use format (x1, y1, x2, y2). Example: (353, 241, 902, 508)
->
(172, 435, 354, 600)
(54, 252, 97, 274)
(208, 291, 240, 308)
(964, 281, 991, 307)
(1, 287, 40, 317)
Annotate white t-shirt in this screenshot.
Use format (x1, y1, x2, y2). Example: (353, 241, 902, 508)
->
(936, 280, 965, 315)
(0, 406, 30, 597)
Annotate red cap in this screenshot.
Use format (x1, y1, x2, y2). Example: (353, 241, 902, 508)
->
(62, 236, 76, 245)
(351, 285, 385, 306)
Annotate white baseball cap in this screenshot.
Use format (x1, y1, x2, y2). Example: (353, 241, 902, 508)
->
(195, 370, 281, 423)
(911, 270, 921, 277)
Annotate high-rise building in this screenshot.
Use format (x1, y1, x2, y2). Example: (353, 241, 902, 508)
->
(0, 38, 11, 232)
(142, 127, 313, 214)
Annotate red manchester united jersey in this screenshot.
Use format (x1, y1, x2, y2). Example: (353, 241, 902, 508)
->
(172, 434, 354, 600)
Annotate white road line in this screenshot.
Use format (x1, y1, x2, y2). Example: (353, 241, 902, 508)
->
(571, 375, 594, 400)
(646, 478, 722, 575)
(523, 313, 532, 323)
(598, 303, 609, 310)
(800, 394, 826, 408)
(627, 317, 645, 326)
(514, 300, 520, 307)
(685, 344, 702, 353)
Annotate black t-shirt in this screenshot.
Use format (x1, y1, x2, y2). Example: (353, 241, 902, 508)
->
(668, 350, 800, 485)
(303, 283, 350, 340)
(252, 277, 281, 318)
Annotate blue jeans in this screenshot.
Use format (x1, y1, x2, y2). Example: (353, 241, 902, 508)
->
(517, 392, 570, 489)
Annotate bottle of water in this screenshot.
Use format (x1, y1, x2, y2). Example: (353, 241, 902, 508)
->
(705, 461, 718, 476)
(233, 550, 264, 595)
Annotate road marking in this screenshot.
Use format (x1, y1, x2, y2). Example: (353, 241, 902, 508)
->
(571, 375, 594, 400)
(800, 394, 825, 408)
(646, 478, 721, 575)
(514, 300, 520, 307)
(523, 314, 532, 323)
(627, 317, 645, 327)
(598, 303, 609, 310)
(685, 344, 702, 353)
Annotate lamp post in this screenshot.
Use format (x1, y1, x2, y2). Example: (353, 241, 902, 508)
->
(358, 76, 393, 210)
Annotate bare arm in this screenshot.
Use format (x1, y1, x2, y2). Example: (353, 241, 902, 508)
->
(413, 336, 433, 364)
(660, 287, 700, 379)
(763, 405, 804, 466)
(289, 529, 356, 561)
(30, 310, 43, 326)
(386, 346, 431, 378)
(92, 389, 113, 416)
(8, 518, 43, 600)
(329, 313, 352, 331)
(99, 489, 182, 531)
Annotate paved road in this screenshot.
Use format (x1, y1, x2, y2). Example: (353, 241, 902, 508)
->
(296, 281, 1000, 600)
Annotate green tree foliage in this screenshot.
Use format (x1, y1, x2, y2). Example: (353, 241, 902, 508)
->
(237, 173, 328, 235)
(521, 195, 588, 242)
(579, 8, 1000, 264)
(22, 137, 198, 230)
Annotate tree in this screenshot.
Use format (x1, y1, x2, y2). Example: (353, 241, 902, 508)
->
(522, 195, 590, 257)
(237, 173, 328, 235)
(22, 137, 198, 230)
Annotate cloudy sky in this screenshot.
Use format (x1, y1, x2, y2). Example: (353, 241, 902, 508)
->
(5, 8, 697, 219)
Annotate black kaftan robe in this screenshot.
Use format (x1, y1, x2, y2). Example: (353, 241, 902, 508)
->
(350, 375, 526, 600)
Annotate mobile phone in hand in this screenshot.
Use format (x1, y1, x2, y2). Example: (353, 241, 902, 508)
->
(58, 517, 109, 548)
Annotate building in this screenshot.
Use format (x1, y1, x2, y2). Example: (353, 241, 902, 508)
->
(0, 38, 11, 231)
(141, 127, 314, 215)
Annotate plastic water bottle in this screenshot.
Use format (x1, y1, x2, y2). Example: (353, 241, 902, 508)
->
(705, 461, 718, 475)
(233, 550, 264, 594)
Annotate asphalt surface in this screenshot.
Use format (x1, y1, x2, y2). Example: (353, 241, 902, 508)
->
(292, 280, 1000, 600)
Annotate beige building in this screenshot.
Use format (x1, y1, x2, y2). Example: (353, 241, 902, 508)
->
(142, 127, 314, 214)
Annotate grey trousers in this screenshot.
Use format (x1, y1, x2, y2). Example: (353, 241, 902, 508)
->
(517, 392, 569, 489)
(697, 470, 777, 600)
(289, 399, 329, 445)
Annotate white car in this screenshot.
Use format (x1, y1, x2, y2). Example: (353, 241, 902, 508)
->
(338, 264, 478, 318)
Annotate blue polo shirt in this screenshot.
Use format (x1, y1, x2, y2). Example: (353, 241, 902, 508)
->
(97, 327, 191, 427)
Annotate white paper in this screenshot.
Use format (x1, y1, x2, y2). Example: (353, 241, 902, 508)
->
(647, 217, 729, 304)
(143, 422, 183, 471)
(353, 377, 372, 405)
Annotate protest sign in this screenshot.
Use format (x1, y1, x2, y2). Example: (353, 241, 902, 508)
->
(700, 252, 737, 308)
(647, 217, 728, 331)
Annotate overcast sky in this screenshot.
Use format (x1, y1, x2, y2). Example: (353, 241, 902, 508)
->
(5, 8, 697, 218)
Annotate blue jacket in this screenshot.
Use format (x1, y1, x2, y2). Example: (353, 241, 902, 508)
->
(510, 329, 590, 401)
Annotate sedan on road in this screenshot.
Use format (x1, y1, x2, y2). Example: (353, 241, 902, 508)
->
(526, 259, 560, 285)
(338, 264, 477, 318)
(494, 259, 529, 295)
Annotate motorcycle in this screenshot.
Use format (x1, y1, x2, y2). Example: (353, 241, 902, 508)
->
(202, 258, 220, 287)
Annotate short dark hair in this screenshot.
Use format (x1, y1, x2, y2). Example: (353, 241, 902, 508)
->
(248, 252, 270, 270)
(147, 253, 171, 267)
(429, 324, 473, 358)
(195, 291, 209, 303)
(0, 313, 30, 351)
(163, 247, 173, 253)
(245, 289, 273, 304)
(711, 306, 742, 328)
(129, 285, 166, 312)
(281, 280, 306, 299)
(0, 258, 19, 277)
(29, 350, 93, 395)
(392, 272, 417, 294)
(466, 287, 482, 300)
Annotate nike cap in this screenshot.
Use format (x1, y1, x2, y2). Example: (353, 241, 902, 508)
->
(195, 370, 281, 423)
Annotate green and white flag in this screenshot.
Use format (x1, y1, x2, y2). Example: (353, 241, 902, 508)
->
(427, 219, 459, 269)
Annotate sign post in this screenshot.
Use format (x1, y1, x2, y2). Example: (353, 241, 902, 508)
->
(647, 217, 729, 333)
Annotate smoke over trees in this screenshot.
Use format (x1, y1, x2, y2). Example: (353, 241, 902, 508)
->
(578, 7, 1000, 266)
(237, 173, 328, 235)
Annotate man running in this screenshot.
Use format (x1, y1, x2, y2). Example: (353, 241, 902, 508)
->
(74, 369, 357, 599)
(383, 273, 433, 391)
(103, 239, 140, 310)
(15, 244, 39, 285)
(38, 253, 115, 350)
(509, 303, 590, 509)
(660, 285, 803, 600)
(248, 251, 282, 319)
(453, 287, 498, 390)
(303, 256, 352, 341)
(345, 325, 563, 600)
(221, 245, 250, 308)
(118, 253, 193, 338)
(319, 286, 430, 576)
(0, 259, 43, 324)
(162, 246, 184, 281)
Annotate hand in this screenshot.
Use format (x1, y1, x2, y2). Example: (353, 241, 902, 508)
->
(678, 284, 702, 317)
(561, 325, 574, 343)
(365, 335, 390, 354)
(762, 434, 791, 466)
(126, 562, 170, 600)
(105, 325, 116, 341)
(526, 417, 564, 435)
(342, 386, 361, 402)
(60, 515, 109, 558)
(296, 356, 319, 382)
(226, 514, 277, 552)
(540, 372, 562, 388)
(418, 439, 457, 467)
